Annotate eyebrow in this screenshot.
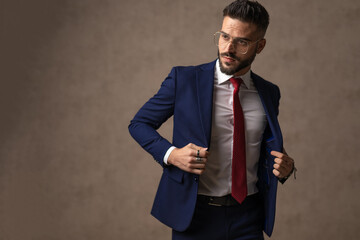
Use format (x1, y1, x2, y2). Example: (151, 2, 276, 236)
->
(220, 31, 252, 42)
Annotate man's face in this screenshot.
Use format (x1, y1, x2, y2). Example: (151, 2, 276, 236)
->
(218, 16, 266, 76)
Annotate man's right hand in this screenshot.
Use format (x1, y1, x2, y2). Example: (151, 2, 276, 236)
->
(167, 143, 209, 175)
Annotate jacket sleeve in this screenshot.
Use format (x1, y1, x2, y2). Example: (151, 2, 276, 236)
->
(128, 68, 177, 167)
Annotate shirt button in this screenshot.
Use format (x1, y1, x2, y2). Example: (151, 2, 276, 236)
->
(230, 118, 234, 125)
(194, 177, 198, 182)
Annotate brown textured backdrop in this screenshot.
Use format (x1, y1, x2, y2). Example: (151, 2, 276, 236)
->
(0, 0, 359, 239)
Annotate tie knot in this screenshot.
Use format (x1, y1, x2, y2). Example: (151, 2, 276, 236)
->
(230, 77, 243, 91)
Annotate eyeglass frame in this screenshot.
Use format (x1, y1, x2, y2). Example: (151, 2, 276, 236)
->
(213, 31, 263, 55)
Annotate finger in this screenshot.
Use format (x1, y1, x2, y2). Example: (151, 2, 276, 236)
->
(192, 168, 205, 175)
(194, 156, 203, 163)
(185, 143, 200, 156)
(274, 160, 291, 171)
(185, 147, 198, 157)
(272, 151, 293, 167)
(270, 151, 285, 158)
(274, 158, 283, 164)
(272, 169, 281, 178)
(273, 161, 293, 178)
(190, 163, 206, 169)
(187, 143, 202, 150)
(273, 163, 284, 171)
(187, 144, 208, 157)
(199, 148, 209, 157)
(274, 157, 289, 167)
(191, 156, 207, 164)
(274, 157, 294, 169)
(273, 162, 290, 177)
(178, 159, 206, 175)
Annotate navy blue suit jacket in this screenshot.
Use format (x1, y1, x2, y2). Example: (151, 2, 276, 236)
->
(128, 60, 283, 237)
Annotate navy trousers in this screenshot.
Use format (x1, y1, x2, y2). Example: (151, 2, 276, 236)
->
(172, 194, 264, 240)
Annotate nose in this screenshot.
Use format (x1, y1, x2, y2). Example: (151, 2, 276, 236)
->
(224, 40, 236, 53)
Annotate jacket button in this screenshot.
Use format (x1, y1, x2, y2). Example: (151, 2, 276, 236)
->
(194, 177, 198, 182)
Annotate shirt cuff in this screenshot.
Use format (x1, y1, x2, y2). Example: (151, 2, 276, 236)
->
(164, 146, 176, 165)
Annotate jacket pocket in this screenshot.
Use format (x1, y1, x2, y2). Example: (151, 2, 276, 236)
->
(164, 166, 184, 183)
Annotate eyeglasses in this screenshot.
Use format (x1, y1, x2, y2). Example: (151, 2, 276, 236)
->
(214, 31, 262, 55)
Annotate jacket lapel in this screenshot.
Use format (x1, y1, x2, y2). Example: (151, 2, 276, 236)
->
(252, 72, 283, 151)
(195, 61, 216, 148)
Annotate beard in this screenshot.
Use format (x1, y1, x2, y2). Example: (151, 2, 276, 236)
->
(218, 50, 256, 75)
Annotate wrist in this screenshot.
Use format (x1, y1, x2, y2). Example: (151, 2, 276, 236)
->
(164, 146, 176, 165)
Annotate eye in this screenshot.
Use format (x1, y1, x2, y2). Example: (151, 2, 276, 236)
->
(221, 33, 230, 41)
(235, 39, 248, 47)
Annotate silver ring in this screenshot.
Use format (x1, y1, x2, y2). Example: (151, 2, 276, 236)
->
(197, 150, 200, 157)
(196, 157, 202, 162)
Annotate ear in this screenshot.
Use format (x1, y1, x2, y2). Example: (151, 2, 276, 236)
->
(256, 38, 266, 54)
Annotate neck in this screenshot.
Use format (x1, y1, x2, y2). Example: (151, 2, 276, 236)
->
(233, 65, 251, 77)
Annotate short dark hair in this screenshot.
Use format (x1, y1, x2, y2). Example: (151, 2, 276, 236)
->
(223, 0, 269, 36)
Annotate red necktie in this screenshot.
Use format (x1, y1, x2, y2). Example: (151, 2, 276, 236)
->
(230, 77, 247, 204)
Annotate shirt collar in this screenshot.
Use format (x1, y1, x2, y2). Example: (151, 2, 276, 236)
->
(215, 59, 252, 89)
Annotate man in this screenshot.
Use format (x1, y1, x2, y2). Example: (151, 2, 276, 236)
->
(129, 0, 295, 239)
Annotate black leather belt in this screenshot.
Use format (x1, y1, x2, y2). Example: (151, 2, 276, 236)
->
(197, 194, 239, 207)
(197, 193, 261, 207)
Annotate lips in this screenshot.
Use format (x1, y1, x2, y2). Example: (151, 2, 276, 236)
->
(220, 52, 239, 63)
(222, 56, 235, 63)
(221, 55, 237, 66)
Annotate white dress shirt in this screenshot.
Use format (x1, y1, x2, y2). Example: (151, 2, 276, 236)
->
(165, 59, 267, 197)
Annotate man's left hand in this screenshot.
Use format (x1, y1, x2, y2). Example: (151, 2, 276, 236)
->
(271, 150, 295, 179)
